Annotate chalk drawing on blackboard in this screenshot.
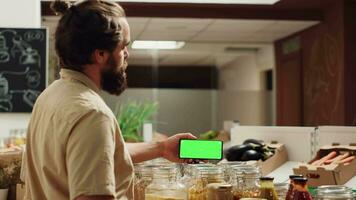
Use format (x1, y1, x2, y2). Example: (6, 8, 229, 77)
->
(0, 33, 10, 63)
(26, 70, 41, 88)
(0, 75, 12, 112)
(0, 67, 31, 111)
(0, 98, 12, 112)
(24, 30, 44, 42)
(0, 72, 12, 112)
(11, 34, 30, 58)
(10, 89, 40, 107)
(20, 47, 40, 66)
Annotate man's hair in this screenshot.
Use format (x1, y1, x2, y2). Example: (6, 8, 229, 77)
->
(51, 0, 126, 71)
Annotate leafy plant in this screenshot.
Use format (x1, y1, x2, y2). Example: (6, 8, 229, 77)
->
(115, 101, 158, 142)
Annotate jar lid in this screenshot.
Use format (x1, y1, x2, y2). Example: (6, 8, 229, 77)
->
(289, 174, 303, 179)
(259, 176, 274, 181)
(292, 177, 308, 183)
(233, 165, 261, 175)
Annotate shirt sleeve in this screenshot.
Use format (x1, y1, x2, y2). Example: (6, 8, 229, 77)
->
(66, 110, 116, 200)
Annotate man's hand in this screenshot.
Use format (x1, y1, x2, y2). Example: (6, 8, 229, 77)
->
(161, 133, 196, 163)
(126, 133, 196, 163)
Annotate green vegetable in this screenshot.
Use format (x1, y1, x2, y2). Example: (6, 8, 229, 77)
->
(199, 130, 219, 140)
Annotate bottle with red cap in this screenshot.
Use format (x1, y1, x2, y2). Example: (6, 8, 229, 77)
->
(291, 177, 312, 200)
(285, 175, 304, 200)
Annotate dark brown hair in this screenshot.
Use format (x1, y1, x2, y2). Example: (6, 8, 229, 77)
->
(51, 0, 126, 71)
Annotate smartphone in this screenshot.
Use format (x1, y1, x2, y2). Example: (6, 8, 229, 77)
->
(179, 139, 223, 160)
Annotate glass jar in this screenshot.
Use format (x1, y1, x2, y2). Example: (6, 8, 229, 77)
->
(133, 164, 154, 200)
(259, 177, 278, 200)
(145, 166, 187, 200)
(218, 160, 246, 182)
(231, 165, 261, 199)
(273, 183, 288, 200)
(188, 165, 225, 200)
(206, 183, 233, 200)
(290, 177, 312, 200)
(285, 175, 303, 200)
(314, 185, 355, 200)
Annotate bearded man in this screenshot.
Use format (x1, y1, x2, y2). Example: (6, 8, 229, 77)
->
(22, 1, 195, 200)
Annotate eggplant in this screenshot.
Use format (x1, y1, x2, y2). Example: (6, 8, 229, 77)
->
(243, 139, 264, 147)
(225, 144, 254, 161)
(241, 149, 263, 161)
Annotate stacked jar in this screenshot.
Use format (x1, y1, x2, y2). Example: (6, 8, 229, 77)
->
(188, 165, 228, 200)
(145, 166, 187, 200)
(218, 161, 247, 182)
(230, 165, 261, 199)
(133, 164, 155, 200)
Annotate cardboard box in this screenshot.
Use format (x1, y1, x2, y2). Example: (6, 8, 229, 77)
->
(293, 144, 356, 187)
(259, 143, 288, 176)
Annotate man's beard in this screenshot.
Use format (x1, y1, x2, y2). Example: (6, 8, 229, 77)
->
(101, 55, 127, 95)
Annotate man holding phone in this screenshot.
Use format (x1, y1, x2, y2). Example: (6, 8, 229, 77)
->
(179, 139, 223, 160)
(22, 1, 195, 200)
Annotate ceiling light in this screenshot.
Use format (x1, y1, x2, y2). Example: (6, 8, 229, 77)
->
(131, 40, 185, 50)
(120, 0, 280, 5)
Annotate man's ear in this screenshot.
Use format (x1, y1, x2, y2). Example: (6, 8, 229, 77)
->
(92, 49, 109, 65)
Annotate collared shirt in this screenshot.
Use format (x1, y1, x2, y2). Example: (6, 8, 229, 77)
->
(22, 69, 134, 200)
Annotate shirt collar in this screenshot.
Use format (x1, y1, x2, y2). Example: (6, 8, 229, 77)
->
(60, 69, 100, 93)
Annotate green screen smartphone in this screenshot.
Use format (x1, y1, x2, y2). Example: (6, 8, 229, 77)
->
(179, 139, 223, 160)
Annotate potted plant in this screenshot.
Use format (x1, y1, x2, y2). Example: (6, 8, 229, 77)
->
(0, 167, 9, 200)
(115, 101, 158, 142)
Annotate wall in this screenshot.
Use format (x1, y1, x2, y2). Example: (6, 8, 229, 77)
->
(275, 0, 356, 126)
(217, 45, 275, 128)
(344, 1, 356, 125)
(101, 88, 216, 136)
(0, 0, 41, 139)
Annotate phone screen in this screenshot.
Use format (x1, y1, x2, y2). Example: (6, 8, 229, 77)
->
(179, 139, 223, 160)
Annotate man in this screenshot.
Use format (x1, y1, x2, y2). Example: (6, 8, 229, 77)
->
(22, 1, 195, 200)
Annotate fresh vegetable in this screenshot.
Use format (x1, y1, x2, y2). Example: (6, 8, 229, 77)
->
(199, 130, 219, 140)
(225, 139, 275, 162)
(340, 155, 355, 164)
(310, 151, 355, 166)
(225, 144, 254, 161)
(324, 152, 349, 164)
(310, 151, 337, 166)
(241, 149, 263, 161)
(243, 139, 264, 147)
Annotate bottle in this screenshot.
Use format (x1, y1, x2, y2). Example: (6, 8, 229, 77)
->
(259, 177, 278, 200)
(145, 166, 187, 200)
(290, 177, 312, 200)
(285, 175, 303, 200)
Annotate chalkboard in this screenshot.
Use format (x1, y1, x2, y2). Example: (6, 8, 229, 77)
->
(0, 28, 47, 112)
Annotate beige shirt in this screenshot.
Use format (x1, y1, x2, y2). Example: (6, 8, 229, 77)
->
(22, 69, 134, 200)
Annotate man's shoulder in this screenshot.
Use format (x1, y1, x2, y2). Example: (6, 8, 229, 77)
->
(36, 79, 114, 123)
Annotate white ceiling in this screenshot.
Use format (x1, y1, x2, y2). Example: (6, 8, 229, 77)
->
(42, 16, 319, 67)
